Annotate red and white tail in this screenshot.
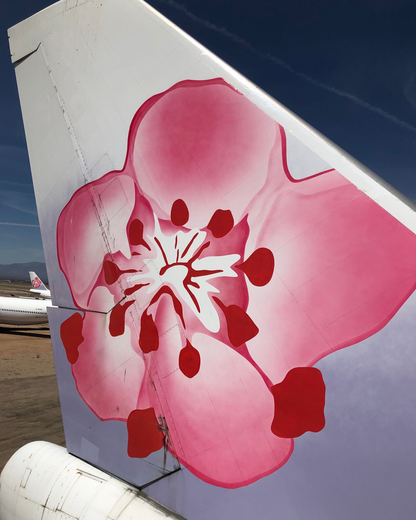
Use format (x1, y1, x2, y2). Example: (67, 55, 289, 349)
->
(5, 1, 416, 519)
(29, 271, 51, 299)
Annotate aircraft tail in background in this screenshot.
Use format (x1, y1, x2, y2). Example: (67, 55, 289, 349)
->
(29, 271, 51, 299)
(4, 0, 416, 519)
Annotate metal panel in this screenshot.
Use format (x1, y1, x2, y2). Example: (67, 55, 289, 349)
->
(8, 1, 416, 519)
(48, 305, 180, 485)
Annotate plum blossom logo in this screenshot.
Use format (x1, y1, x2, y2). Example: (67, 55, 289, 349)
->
(32, 277, 41, 289)
(57, 78, 416, 488)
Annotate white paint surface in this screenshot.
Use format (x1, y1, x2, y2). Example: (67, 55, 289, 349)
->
(0, 441, 184, 520)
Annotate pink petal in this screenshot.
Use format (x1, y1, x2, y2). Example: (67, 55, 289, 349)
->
(246, 136, 416, 382)
(146, 297, 292, 488)
(57, 174, 154, 311)
(128, 80, 277, 228)
(71, 309, 146, 421)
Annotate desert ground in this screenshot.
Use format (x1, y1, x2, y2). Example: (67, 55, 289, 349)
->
(0, 281, 65, 473)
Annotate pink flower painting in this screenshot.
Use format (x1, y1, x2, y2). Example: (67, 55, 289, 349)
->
(57, 78, 416, 488)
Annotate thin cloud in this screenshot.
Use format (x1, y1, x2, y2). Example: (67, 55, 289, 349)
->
(155, 0, 416, 135)
(0, 190, 37, 215)
(0, 222, 39, 227)
(0, 144, 28, 154)
(0, 179, 32, 188)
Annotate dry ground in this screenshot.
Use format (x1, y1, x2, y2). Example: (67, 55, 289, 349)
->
(0, 281, 65, 473)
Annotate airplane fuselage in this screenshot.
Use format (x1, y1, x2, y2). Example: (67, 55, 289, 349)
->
(29, 288, 51, 299)
(0, 296, 51, 325)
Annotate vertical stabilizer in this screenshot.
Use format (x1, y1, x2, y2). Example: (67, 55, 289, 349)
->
(29, 270, 51, 298)
(9, 1, 416, 518)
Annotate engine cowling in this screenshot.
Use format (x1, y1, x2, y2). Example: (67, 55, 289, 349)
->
(0, 441, 183, 520)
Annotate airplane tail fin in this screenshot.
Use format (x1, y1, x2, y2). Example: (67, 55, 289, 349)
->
(8, 1, 416, 518)
(29, 271, 47, 292)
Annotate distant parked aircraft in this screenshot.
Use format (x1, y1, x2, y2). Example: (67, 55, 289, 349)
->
(0, 295, 50, 326)
(29, 271, 51, 299)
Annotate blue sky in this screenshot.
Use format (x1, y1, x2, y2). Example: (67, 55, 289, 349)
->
(1, 0, 416, 264)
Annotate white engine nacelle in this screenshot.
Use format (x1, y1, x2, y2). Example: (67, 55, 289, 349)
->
(0, 442, 183, 519)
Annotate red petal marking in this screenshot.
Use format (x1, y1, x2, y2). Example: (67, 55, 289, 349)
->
(207, 209, 234, 238)
(271, 367, 326, 438)
(149, 286, 186, 328)
(179, 340, 201, 378)
(171, 199, 189, 226)
(60, 313, 83, 364)
(237, 248, 275, 287)
(128, 219, 151, 250)
(180, 232, 199, 259)
(213, 297, 259, 347)
(139, 312, 159, 353)
(103, 260, 136, 285)
(124, 283, 149, 296)
(127, 408, 165, 458)
(109, 300, 135, 337)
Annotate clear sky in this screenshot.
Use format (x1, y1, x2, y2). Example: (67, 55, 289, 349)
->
(1, 0, 415, 264)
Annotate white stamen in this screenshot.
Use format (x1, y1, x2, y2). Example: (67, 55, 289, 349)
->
(127, 216, 240, 332)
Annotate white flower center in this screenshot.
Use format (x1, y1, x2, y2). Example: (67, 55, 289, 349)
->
(128, 217, 240, 332)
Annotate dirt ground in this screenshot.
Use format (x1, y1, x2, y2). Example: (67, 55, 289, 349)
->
(0, 281, 65, 473)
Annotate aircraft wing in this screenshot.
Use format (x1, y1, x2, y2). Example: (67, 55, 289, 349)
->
(8, 1, 416, 518)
